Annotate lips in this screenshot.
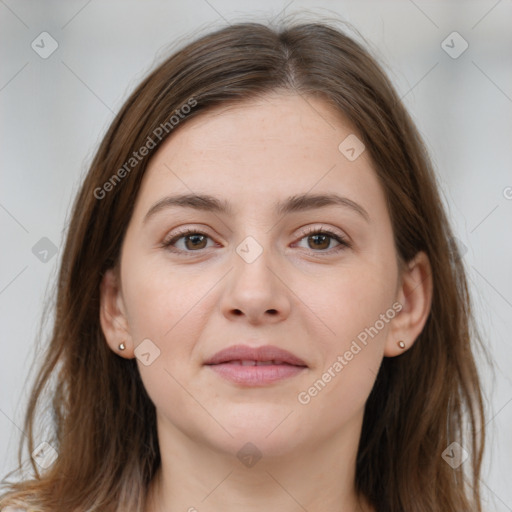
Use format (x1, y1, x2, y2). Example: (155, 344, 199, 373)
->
(204, 344, 307, 367)
(204, 344, 307, 386)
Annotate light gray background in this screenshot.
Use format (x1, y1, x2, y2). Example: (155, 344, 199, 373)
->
(1, 1, 511, 510)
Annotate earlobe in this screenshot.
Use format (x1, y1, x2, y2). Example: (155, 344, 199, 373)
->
(99, 267, 134, 357)
(384, 251, 433, 357)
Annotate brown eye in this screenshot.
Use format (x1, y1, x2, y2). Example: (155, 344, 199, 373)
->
(182, 234, 208, 250)
(307, 233, 332, 250)
(295, 227, 350, 254)
(162, 229, 214, 253)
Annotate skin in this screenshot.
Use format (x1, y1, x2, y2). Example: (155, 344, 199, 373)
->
(100, 92, 432, 512)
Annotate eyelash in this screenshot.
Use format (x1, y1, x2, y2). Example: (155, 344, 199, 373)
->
(161, 226, 351, 256)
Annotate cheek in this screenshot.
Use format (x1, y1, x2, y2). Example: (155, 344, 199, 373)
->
(120, 255, 220, 400)
(297, 256, 397, 414)
(310, 256, 398, 351)
(121, 258, 212, 414)
(121, 253, 207, 342)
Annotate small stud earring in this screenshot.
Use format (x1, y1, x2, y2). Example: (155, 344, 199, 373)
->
(398, 340, 406, 349)
(118, 342, 126, 351)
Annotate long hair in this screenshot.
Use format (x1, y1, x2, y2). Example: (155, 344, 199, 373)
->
(1, 19, 488, 512)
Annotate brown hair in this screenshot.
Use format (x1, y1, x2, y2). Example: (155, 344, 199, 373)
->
(1, 18, 488, 512)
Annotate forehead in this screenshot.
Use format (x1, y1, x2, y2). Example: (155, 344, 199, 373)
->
(161, 92, 359, 158)
(132, 93, 384, 219)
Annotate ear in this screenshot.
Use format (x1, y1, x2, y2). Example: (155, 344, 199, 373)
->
(99, 267, 134, 358)
(384, 251, 433, 357)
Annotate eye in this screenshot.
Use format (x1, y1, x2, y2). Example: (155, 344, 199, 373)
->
(294, 226, 350, 254)
(161, 228, 216, 254)
(161, 225, 350, 256)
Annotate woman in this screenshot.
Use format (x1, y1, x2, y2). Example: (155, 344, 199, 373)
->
(0, 19, 487, 512)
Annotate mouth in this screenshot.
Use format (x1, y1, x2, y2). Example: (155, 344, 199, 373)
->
(204, 344, 308, 386)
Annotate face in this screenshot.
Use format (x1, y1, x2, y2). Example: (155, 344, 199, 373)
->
(102, 92, 406, 459)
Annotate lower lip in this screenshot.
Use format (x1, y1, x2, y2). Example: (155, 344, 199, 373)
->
(206, 363, 306, 386)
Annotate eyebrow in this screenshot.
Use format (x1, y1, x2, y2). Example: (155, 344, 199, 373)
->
(143, 192, 370, 224)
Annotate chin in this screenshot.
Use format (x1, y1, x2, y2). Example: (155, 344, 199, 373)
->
(207, 431, 304, 464)
(207, 405, 306, 457)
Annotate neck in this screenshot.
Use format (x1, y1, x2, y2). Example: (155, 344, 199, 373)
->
(145, 414, 374, 512)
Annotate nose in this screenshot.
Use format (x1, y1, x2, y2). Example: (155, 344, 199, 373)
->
(219, 238, 292, 325)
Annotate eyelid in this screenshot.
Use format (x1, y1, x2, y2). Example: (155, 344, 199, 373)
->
(164, 225, 210, 238)
(298, 224, 349, 242)
(293, 225, 351, 253)
(161, 226, 217, 251)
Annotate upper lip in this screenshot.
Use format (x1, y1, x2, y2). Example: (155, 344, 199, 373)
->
(204, 344, 308, 367)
